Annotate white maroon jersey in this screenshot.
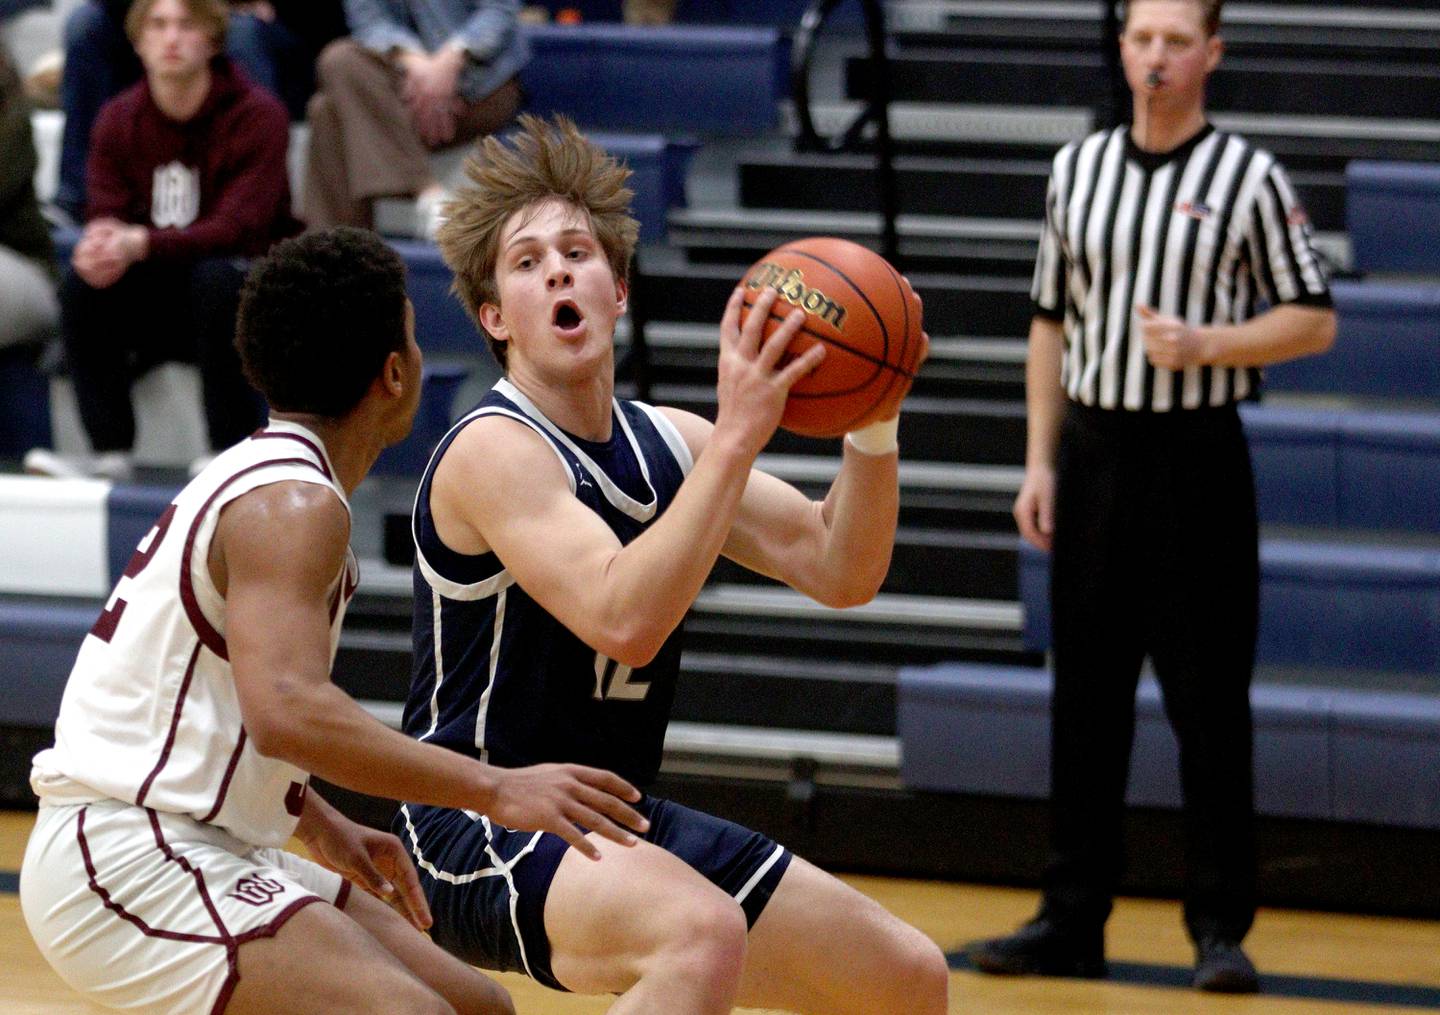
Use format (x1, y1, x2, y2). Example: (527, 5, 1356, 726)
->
(30, 421, 359, 848)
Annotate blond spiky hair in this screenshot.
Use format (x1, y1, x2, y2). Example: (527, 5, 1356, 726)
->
(437, 114, 640, 369)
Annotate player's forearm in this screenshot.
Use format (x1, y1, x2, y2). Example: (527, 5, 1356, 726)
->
(802, 441, 898, 606)
(1197, 304, 1336, 368)
(253, 682, 500, 812)
(1025, 317, 1067, 471)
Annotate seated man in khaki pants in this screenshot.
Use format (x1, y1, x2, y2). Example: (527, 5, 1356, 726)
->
(302, 0, 527, 239)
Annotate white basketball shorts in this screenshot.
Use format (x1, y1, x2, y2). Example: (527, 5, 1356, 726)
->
(20, 799, 351, 1014)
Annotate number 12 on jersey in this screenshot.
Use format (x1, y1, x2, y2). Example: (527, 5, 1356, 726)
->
(593, 652, 651, 701)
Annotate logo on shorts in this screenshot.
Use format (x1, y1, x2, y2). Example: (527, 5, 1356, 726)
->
(229, 875, 286, 907)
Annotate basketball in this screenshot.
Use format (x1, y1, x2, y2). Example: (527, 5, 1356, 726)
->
(738, 237, 924, 438)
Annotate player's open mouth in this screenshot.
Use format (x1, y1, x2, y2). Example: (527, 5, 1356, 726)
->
(553, 301, 584, 333)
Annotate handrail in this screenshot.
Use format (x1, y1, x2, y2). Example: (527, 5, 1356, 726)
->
(791, 0, 901, 267)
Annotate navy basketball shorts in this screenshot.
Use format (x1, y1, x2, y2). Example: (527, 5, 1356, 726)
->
(394, 794, 792, 990)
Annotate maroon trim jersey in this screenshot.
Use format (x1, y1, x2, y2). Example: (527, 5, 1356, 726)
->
(31, 421, 357, 848)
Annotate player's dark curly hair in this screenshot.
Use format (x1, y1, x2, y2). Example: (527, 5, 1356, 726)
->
(236, 227, 408, 418)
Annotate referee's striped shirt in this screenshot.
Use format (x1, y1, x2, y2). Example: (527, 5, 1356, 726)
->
(1032, 124, 1332, 412)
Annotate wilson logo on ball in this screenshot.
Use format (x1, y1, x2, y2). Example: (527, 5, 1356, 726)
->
(737, 237, 925, 439)
(744, 261, 849, 329)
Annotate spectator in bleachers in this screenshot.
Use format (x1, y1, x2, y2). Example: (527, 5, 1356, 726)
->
(300, 0, 527, 239)
(0, 45, 58, 349)
(51, 0, 344, 221)
(968, 0, 1335, 995)
(24, 0, 298, 480)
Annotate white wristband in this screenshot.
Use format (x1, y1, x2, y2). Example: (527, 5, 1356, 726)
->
(845, 415, 900, 455)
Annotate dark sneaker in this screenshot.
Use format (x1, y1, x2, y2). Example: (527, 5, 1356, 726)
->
(1193, 936, 1259, 993)
(968, 919, 1107, 978)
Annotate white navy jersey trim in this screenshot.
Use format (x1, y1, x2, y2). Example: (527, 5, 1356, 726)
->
(494, 378, 680, 521)
(734, 843, 786, 905)
(634, 401, 695, 476)
(1033, 124, 1331, 412)
(397, 803, 544, 979)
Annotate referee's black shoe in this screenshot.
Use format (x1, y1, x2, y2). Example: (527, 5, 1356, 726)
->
(967, 918, 1107, 979)
(1193, 936, 1259, 993)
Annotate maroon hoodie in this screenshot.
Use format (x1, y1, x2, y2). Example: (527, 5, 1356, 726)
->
(85, 56, 300, 260)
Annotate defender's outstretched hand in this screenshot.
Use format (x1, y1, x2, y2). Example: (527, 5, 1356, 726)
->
(298, 797, 433, 932)
(489, 764, 649, 861)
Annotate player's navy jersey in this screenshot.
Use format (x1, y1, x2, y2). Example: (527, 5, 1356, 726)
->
(404, 378, 694, 786)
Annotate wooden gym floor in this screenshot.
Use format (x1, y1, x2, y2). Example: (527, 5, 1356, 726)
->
(3, 809, 1438, 1014)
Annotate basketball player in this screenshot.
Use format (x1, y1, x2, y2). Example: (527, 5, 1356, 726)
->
(20, 227, 648, 1015)
(397, 115, 948, 1014)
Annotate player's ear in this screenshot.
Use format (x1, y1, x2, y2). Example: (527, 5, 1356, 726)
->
(380, 350, 405, 398)
(1205, 33, 1223, 73)
(614, 277, 629, 315)
(478, 301, 509, 341)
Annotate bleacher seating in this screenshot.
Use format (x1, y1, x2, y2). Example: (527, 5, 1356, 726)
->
(899, 663, 1440, 829)
(1268, 282, 1440, 400)
(1245, 405, 1440, 533)
(519, 23, 788, 134)
(1347, 161, 1440, 274)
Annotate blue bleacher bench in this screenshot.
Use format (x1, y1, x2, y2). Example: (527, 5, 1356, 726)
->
(1346, 161, 1440, 275)
(898, 661, 1440, 830)
(1243, 403, 1440, 534)
(520, 23, 788, 135)
(1266, 281, 1440, 400)
(1020, 536, 1440, 674)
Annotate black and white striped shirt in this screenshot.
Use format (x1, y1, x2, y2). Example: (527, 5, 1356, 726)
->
(1032, 124, 1332, 412)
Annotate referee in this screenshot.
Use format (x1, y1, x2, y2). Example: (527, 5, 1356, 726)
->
(969, 0, 1335, 994)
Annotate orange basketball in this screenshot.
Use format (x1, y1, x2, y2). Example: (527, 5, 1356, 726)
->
(738, 237, 924, 438)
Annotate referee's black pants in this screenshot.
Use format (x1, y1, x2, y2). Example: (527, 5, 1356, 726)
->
(1041, 401, 1258, 945)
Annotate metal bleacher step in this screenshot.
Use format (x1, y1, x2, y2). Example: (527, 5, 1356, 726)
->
(636, 259, 1037, 335)
(886, 1, 1440, 59)
(663, 198, 1352, 283)
(735, 147, 1345, 233)
(357, 695, 903, 785)
(669, 651, 899, 735)
(792, 99, 1440, 172)
(651, 382, 1025, 464)
(627, 321, 1027, 401)
(846, 46, 1440, 121)
(665, 205, 1041, 278)
(336, 558, 1030, 706)
(711, 525, 1019, 600)
(738, 151, 1052, 220)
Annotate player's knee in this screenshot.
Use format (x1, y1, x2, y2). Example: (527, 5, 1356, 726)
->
(367, 973, 457, 1015)
(314, 38, 364, 88)
(661, 894, 748, 994)
(882, 933, 949, 1014)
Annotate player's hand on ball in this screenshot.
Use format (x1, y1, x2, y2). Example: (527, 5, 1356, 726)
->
(714, 283, 827, 458)
(1137, 304, 1212, 370)
(490, 763, 649, 861)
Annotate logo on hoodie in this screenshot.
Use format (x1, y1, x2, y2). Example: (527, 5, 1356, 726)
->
(152, 161, 200, 229)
